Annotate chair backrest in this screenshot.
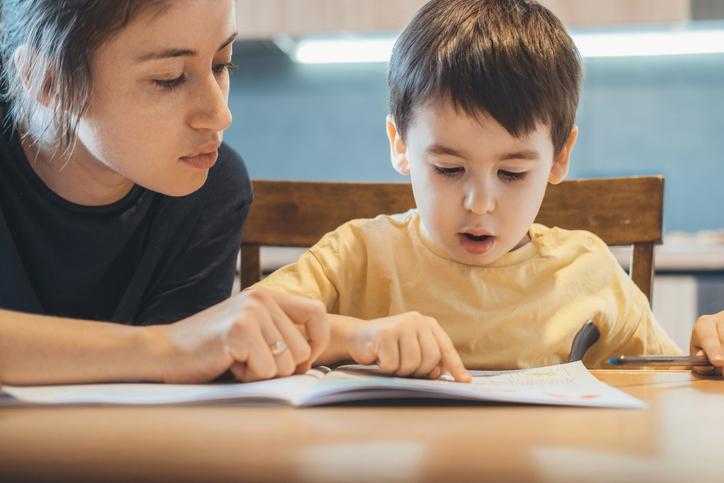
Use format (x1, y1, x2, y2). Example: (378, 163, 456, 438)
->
(241, 176, 663, 304)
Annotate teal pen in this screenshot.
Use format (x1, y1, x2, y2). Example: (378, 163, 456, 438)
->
(609, 355, 713, 367)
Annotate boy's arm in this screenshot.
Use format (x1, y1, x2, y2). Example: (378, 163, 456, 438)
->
(316, 313, 471, 383)
(251, 221, 470, 381)
(690, 311, 724, 375)
(577, 236, 682, 367)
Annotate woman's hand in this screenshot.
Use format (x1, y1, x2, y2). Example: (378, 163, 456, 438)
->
(155, 287, 330, 383)
(342, 312, 471, 383)
(690, 311, 724, 375)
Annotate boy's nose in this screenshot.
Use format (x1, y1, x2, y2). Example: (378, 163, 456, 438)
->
(463, 184, 495, 215)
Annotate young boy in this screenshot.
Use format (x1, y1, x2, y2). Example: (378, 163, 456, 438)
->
(254, 0, 681, 382)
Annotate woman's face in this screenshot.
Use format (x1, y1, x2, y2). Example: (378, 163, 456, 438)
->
(76, 0, 237, 198)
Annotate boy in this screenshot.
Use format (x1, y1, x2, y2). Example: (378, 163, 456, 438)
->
(254, 0, 681, 381)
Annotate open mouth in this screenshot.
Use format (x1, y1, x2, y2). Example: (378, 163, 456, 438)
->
(463, 233, 490, 242)
(459, 232, 495, 255)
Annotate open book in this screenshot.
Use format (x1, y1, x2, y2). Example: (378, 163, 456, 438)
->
(0, 361, 644, 408)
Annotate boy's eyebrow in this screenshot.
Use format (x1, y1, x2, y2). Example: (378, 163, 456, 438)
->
(426, 145, 542, 162)
(135, 32, 238, 63)
(426, 144, 470, 160)
(499, 150, 541, 161)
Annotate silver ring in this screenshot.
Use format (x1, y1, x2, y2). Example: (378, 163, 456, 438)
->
(269, 341, 288, 356)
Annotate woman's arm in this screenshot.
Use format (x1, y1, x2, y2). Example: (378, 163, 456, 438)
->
(0, 288, 329, 385)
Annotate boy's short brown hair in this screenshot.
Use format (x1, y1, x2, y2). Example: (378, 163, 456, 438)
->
(388, 0, 582, 155)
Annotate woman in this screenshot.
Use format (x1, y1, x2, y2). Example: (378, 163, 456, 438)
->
(0, 0, 328, 385)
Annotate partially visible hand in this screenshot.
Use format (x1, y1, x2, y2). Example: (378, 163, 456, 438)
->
(690, 311, 724, 375)
(155, 287, 329, 383)
(346, 312, 471, 383)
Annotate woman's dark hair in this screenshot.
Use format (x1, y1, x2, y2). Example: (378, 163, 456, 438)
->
(388, 0, 582, 155)
(0, 0, 167, 150)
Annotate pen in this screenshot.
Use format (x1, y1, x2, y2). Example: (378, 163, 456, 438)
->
(609, 355, 713, 367)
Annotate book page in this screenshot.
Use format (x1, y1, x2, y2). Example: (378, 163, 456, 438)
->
(0, 367, 329, 406)
(300, 362, 645, 408)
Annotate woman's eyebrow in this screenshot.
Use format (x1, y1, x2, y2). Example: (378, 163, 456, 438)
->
(135, 32, 238, 63)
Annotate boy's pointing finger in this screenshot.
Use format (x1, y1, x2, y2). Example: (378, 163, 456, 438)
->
(433, 326, 471, 383)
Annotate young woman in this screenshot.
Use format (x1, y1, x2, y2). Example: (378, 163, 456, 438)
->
(0, 0, 328, 385)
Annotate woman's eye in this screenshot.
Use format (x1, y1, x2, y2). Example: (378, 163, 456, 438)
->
(433, 166, 464, 178)
(499, 170, 526, 181)
(153, 74, 187, 91)
(213, 62, 238, 75)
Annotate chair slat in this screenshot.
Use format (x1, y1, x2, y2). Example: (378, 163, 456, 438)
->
(242, 181, 416, 247)
(241, 176, 664, 303)
(536, 177, 663, 245)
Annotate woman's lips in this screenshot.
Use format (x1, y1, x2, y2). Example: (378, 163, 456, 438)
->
(458, 233, 495, 255)
(180, 149, 219, 169)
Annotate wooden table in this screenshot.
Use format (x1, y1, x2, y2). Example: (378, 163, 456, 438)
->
(1, 370, 722, 483)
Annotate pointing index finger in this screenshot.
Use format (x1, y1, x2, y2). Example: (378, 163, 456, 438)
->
(433, 326, 471, 383)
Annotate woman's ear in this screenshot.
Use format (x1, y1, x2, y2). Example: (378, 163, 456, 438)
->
(549, 125, 578, 185)
(14, 44, 56, 109)
(386, 115, 410, 175)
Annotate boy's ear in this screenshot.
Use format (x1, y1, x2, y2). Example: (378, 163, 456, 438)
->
(386, 115, 410, 175)
(548, 125, 578, 185)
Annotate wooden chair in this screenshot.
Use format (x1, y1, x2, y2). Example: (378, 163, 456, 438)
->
(240, 176, 663, 304)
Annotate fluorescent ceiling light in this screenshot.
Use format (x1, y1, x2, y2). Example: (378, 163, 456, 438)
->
(573, 28, 724, 57)
(293, 36, 398, 64)
(283, 25, 724, 64)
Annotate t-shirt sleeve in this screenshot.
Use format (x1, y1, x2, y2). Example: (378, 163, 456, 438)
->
(0, 204, 43, 313)
(253, 249, 341, 313)
(251, 222, 368, 314)
(610, 302, 683, 357)
(134, 144, 253, 325)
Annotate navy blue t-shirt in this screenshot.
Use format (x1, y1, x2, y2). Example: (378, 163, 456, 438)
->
(0, 107, 252, 325)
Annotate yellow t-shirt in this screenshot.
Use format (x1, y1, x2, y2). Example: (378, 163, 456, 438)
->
(255, 209, 681, 369)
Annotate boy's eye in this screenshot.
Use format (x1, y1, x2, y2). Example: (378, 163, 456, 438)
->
(153, 74, 187, 91)
(499, 170, 526, 181)
(433, 165, 464, 178)
(213, 62, 238, 75)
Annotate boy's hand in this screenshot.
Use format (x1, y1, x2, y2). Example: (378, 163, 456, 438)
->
(690, 311, 724, 375)
(347, 312, 471, 383)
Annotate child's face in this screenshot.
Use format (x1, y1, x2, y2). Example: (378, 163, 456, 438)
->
(76, 0, 236, 198)
(387, 101, 577, 265)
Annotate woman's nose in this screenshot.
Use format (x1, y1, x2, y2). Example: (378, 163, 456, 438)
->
(188, 74, 233, 132)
